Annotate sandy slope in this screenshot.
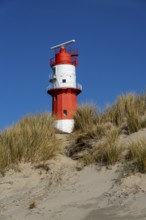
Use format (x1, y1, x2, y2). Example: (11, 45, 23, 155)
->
(0, 131, 146, 220)
(0, 158, 117, 220)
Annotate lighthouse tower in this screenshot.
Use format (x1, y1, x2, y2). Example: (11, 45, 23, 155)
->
(47, 40, 82, 133)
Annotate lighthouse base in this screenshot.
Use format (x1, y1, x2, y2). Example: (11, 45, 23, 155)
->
(55, 119, 74, 133)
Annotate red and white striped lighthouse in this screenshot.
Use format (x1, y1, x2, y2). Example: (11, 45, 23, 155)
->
(47, 40, 82, 133)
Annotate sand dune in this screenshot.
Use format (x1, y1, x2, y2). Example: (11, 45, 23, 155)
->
(0, 131, 146, 220)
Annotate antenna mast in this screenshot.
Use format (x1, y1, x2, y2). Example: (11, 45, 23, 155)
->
(50, 39, 75, 50)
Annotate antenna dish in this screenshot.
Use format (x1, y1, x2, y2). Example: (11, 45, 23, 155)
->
(50, 39, 75, 50)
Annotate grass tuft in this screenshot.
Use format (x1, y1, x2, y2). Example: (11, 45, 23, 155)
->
(102, 93, 146, 134)
(127, 139, 146, 173)
(84, 127, 122, 165)
(0, 113, 61, 171)
(94, 128, 121, 165)
(73, 104, 100, 133)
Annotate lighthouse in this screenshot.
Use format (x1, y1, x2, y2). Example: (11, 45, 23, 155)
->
(47, 40, 82, 133)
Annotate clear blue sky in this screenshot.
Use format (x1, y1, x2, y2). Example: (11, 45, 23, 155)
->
(0, 0, 146, 130)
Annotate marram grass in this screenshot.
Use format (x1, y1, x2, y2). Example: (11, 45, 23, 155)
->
(70, 94, 146, 167)
(94, 128, 121, 165)
(73, 104, 100, 133)
(74, 94, 146, 135)
(1, 93, 146, 174)
(83, 127, 122, 165)
(0, 114, 61, 171)
(127, 139, 146, 173)
(101, 93, 146, 134)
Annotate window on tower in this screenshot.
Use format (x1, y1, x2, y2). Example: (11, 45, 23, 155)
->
(62, 79, 66, 83)
(63, 109, 67, 116)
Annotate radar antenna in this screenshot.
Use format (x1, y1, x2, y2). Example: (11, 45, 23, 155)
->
(50, 39, 75, 50)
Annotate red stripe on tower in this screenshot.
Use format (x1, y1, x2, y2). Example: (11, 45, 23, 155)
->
(47, 40, 82, 133)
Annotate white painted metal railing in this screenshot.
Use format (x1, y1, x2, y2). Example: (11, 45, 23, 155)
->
(46, 83, 82, 91)
(49, 74, 56, 82)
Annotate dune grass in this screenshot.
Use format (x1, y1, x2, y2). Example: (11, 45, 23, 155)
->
(74, 94, 146, 136)
(67, 105, 106, 159)
(1, 93, 146, 174)
(68, 103, 122, 165)
(70, 93, 146, 168)
(83, 127, 121, 165)
(93, 127, 121, 165)
(0, 114, 61, 171)
(127, 139, 146, 173)
(73, 104, 100, 133)
(101, 93, 146, 134)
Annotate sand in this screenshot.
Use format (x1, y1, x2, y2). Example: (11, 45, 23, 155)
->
(0, 131, 146, 220)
